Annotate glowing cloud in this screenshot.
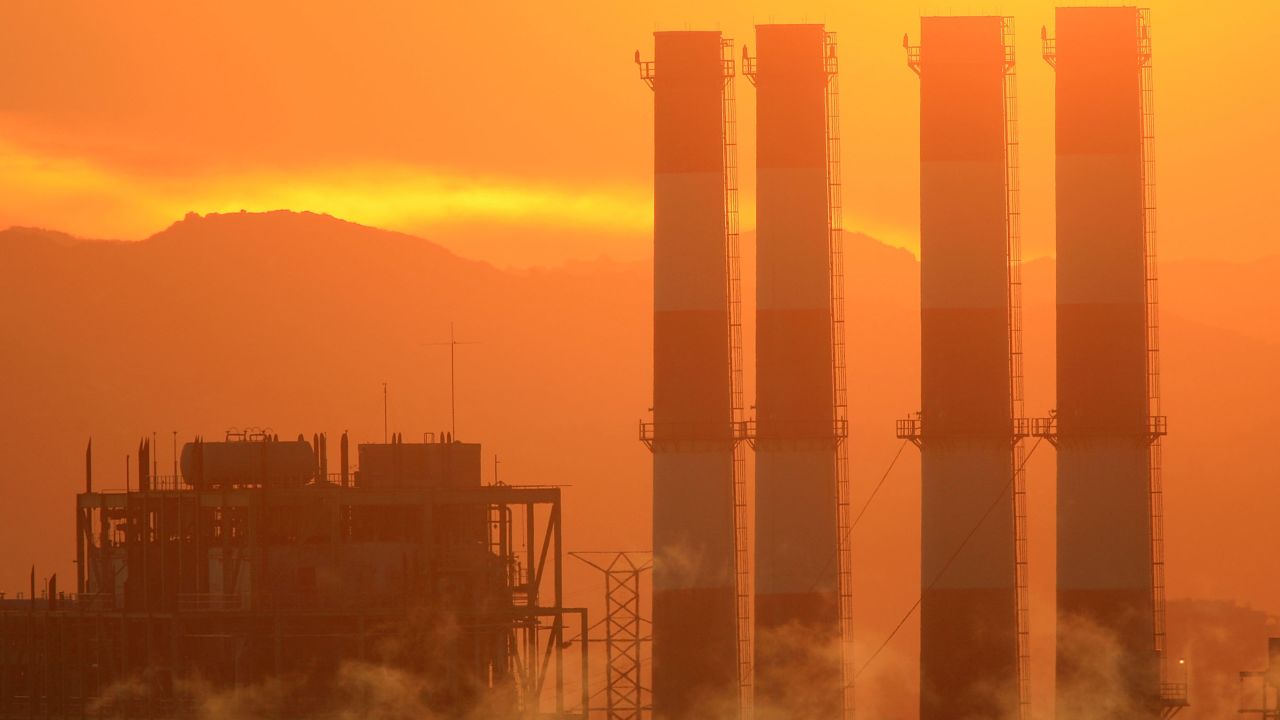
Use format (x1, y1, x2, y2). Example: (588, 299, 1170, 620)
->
(0, 141, 651, 242)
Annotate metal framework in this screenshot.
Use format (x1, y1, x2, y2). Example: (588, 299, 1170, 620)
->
(1240, 675, 1280, 720)
(823, 30, 856, 720)
(1001, 18, 1032, 719)
(905, 34, 921, 75)
(720, 38, 753, 717)
(1040, 26, 1056, 69)
(1137, 11, 1183, 717)
(571, 552, 652, 720)
(637, 53, 655, 89)
(1239, 640, 1280, 720)
(2, 441, 588, 719)
(895, 413, 922, 448)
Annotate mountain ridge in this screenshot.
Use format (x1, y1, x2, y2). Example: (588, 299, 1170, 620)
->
(0, 209, 1274, 719)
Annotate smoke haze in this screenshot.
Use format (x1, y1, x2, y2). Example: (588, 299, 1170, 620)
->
(0, 211, 1276, 716)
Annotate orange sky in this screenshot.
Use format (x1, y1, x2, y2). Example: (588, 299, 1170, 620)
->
(0, 0, 1276, 265)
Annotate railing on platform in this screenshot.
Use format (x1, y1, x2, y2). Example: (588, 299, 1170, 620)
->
(177, 593, 244, 612)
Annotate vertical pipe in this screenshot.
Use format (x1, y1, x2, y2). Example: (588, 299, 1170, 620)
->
(97, 496, 109, 600)
(525, 502, 537, 702)
(645, 30, 740, 719)
(194, 438, 205, 596)
(1052, 7, 1160, 720)
(75, 506, 85, 596)
(139, 440, 149, 612)
(553, 502, 564, 714)
(579, 609, 590, 719)
(82, 441, 91, 600)
(914, 16, 1021, 720)
(321, 433, 329, 482)
(749, 23, 843, 720)
(340, 432, 350, 488)
(159, 496, 166, 611)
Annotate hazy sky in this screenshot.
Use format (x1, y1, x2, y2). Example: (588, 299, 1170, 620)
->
(0, 0, 1275, 264)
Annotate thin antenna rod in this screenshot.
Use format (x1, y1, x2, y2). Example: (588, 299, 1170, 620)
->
(383, 382, 389, 443)
(450, 322, 456, 439)
(427, 322, 478, 441)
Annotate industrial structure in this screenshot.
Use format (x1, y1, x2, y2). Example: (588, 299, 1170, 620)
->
(0, 431, 588, 718)
(571, 552, 652, 720)
(742, 24, 853, 720)
(637, 30, 750, 719)
(1040, 7, 1184, 720)
(900, 16, 1029, 720)
(0, 8, 1212, 720)
(1239, 638, 1280, 720)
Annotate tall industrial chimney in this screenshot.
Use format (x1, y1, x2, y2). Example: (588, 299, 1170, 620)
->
(902, 16, 1027, 720)
(745, 24, 851, 719)
(638, 31, 745, 719)
(1043, 7, 1173, 720)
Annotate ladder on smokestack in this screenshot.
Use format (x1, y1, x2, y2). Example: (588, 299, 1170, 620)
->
(825, 30, 856, 720)
(1001, 18, 1032, 720)
(721, 37, 753, 720)
(1138, 10, 1184, 718)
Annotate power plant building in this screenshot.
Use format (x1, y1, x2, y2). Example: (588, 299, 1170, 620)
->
(0, 432, 586, 718)
(0, 10, 1199, 720)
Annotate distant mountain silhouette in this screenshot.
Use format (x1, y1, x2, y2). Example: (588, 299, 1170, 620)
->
(0, 226, 105, 248)
(1, 210, 1275, 716)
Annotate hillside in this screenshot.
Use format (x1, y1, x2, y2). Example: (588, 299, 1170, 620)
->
(0, 211, 1275, 719)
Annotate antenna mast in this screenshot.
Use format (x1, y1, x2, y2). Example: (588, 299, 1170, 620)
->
(428, 322, 479, 439)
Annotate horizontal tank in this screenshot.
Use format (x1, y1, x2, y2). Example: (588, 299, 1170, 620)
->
(181, 437, 314, 488)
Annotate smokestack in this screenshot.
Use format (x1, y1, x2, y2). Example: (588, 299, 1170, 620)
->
(138, 438, 150, 492)
(910, 16, 1024, 720)
(640, 30, 741, 718)
(747, 23, 846, 718)
(341, 432, 350, 487)
(193, 436, 204, 490)
(1048, 7, 1165, 720)
(85, 438, 92, 493)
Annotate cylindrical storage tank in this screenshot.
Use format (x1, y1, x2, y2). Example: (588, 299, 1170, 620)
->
(648, 30, 740, 719)
(1053, 8, 1159, 720)
(181, 438, 314, 488)
(915, 16, 1020, 720)
(750, 23, 842, 720)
